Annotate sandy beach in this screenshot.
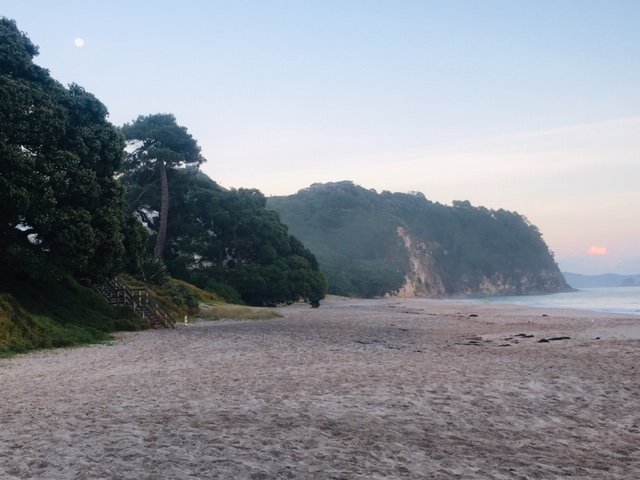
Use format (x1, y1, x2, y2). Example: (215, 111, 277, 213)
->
(1, 297, 639, 479)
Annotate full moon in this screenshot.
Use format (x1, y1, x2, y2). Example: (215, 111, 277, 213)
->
(74, 37, 85, 48)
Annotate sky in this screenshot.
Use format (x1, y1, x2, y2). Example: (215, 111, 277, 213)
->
(2, 0, 639, 274)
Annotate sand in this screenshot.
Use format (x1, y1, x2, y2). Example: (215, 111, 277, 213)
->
(1, 297, 639, 479)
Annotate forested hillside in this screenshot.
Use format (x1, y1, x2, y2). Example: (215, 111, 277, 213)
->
(268, 181, 570, 298)
(1, 18, 326, 353)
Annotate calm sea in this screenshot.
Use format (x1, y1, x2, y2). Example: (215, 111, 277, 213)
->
(476, 286, 640, 316)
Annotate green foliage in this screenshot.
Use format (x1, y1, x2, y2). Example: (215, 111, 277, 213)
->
(121, 114, 205, 259)
(0, 273, 144, 356)
(268, 181, 568, 297)
(123, 169, 327, 307)
(121, 113, 203, 173)
(0, 18, 127, 282)
(123, 276, 218, 319)
(166, 281, 200, 313)
(268, 182, 409, 297)
(0, 19, 324, 358)
(397, 198, 564, 294)
(121, 216, 148, 275)
(203, 280, 243, 304)
(136, 256, 170, 286)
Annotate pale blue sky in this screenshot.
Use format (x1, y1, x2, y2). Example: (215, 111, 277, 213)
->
(3, 1, 639, 274)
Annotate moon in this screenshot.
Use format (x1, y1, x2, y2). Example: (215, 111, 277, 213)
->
(74, 37, 85, 48)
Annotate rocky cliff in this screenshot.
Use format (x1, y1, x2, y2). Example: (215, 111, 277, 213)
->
(395, 226, 446, 297)
(394, 226, 567, 297)
(268, 181, 570, 298)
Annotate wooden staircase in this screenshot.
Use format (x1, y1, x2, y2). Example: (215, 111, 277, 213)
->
(95, 277, 175, 329)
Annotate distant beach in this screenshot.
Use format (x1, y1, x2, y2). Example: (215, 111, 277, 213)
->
(2, 297, 639, 479)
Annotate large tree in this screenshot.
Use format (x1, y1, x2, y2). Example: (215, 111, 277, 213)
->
(121, 114, 203, 259)
(120, 117, 326, 306)
(0, 18, 126, 281)
(154, 171, 327, 307)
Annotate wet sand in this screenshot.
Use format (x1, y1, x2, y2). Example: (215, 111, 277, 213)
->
(1, 297, 639, 479)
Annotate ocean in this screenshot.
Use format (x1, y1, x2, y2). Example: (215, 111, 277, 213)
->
(476, 286, 640, 316)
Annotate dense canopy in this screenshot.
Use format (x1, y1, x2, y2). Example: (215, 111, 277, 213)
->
(268, 181, 569, 297)
(122, 169, 327, 306)
(1, 17, 326, 308)
(0, 18, 126, 281)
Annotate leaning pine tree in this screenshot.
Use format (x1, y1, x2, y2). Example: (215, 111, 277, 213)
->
(121, 114, 204, 259)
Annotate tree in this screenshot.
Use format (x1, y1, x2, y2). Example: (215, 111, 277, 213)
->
(120, 122, 326, 307)
(121, 114, 203, 259)
(157, 173, 327, 306)
(0, 18, 126, 281)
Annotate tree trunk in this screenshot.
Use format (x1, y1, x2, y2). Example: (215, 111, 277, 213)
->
(153, 160, 169, 259)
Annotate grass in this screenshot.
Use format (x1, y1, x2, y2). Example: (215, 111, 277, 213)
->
(195, 303, 282, 321)
(123, 275, 222, 321)
(0, 275, 145, 357)
(122, 276, 281, 322)
(0, 271, 280, 357)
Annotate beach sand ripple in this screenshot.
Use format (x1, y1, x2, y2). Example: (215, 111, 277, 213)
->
(1, 298, 639, 479)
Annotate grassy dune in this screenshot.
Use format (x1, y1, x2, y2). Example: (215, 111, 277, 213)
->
(0, 273, 281, 356)
(0, 276, 144, 356)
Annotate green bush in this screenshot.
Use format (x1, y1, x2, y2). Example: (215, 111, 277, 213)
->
(137, 256, 170, 286)
(205, 280, 243, 304)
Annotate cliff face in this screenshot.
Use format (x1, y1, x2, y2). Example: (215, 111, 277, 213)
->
(267, 181, 571, 298)
(394, 226, 568, 298)
(456, 269, 570, 297)
(395, 227, 446, 297)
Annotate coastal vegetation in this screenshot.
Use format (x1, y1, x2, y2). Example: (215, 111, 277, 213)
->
(0, 18, 325, 353)
(0, 18, 127, 283)
(0, 274, 144, 356)
(2, 17, 567, 355)
(121, 166, 327, 307)
(268, 181, 569, 298)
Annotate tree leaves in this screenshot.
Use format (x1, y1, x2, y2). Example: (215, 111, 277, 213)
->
(121, 113, 205, 259)
(123, 169, 327, 306)
(1, 18, 126, 281)
(121, 113, 204, 171)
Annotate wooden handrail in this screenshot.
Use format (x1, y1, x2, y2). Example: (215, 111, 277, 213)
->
(96, 277, 176, 328)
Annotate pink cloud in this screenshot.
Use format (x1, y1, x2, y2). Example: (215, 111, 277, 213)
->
(587, 246, 608, 256)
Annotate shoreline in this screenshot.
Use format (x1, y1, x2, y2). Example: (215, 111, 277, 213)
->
(2, 298, 639, 478)
(443, 285, 640, 317)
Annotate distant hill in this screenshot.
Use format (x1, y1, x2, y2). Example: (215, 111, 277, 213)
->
(563, 272, 640, 289)
(268, 181, 570, 298)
